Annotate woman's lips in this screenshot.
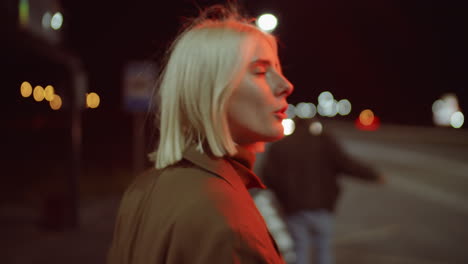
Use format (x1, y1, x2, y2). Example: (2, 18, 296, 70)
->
(274, 109, 287, 120)
(274, 112, 287, 119)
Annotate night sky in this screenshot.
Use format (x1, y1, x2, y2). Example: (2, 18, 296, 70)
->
(8, 0, 468, 127)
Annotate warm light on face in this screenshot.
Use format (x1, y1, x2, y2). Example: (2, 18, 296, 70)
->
(86, 92, 100, 108)
(33, 86, 45, 101)
(20, 81, 33, 97)
(49, 94, 62, 110)
(359, 109, 375, 126)
(44, 85, 55, 101)
(226, 36, 291, 144)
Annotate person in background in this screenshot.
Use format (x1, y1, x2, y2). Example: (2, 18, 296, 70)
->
(260, 117, 386, 264)
(107, 4, 294, 264)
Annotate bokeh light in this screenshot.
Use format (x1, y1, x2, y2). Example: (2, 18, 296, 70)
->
(33, 85, 45, 102)
(296, 102, 316, 119)
(432, 94, 460, 127)
(450, 111, 464, 128)
(309, 121, 323, 135)
(44, 85, 55, 101)
(49, 94, 62, 110)
(318, 91, 334, 105)
(286, 104, 296, 119)
(256, 14, 278, 32)
(317, 91, 338, 117)
(355, 109, 380, 131)
(19, 0, 29, 28)
(318, 99, 338, 117)
(359, 109, 375, 126)
(329, 100, 338, 117)
(51, 12, 63, 30)
(42, 12, 51, 29)
(282, 118, 295, 135)
(86, 92, 100, 108)
(20, 81, 32, 97)
(337, 99, 352, 116)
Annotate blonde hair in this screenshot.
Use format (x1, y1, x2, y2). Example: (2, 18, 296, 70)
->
(153, 6, 277, 169)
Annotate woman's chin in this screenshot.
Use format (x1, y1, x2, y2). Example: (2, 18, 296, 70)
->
(264, 129, 285, 142)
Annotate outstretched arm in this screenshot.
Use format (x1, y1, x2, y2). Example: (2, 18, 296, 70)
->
(327, 133, 384, 184)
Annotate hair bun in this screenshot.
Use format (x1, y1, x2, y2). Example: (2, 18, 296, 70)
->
(201, 4, 235, 21)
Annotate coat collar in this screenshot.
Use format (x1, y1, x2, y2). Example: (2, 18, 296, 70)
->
(182, 145, 266, 190)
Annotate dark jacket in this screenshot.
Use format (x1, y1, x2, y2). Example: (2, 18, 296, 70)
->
(108, 145, 284, 264)
(260, 119, 379, 214)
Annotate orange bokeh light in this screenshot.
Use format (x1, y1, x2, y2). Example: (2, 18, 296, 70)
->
(359, 109, 375, 126)
(356, 109, 380, 131)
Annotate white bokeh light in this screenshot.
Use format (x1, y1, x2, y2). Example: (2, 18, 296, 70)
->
(450, 111, 464, 128)
(51, 12, 63, 30)
(309, 121, 323, 135)
(295, 102, 316, 119)
(282, 118, 295, 135)
(317, 91, 338, 117)
(318, 91, 334, 105)
(432, 99, 444, 113)
(286, 104, 296, 119)
(318, 99, 338, 117)
(337, 99, 352, 115)
(42, 12, 51, 29)
(432, 94, 460, 127)
(329, 100, 338, 117)
(256, 14, 278, 32)
(317, 104, 325, 117)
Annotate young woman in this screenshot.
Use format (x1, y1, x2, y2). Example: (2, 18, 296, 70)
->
(108, 5, 293, 263)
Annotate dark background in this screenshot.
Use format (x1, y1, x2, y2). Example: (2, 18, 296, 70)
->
(5, 0, 467, 124)
(2, 0, 467, 204)
(60, 0, 467, 125)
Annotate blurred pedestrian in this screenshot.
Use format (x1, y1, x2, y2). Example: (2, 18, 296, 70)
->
(107, 4, 294, 264)
(260, 117, 385, 264)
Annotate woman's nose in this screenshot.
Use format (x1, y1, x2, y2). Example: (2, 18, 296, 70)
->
(275, 74, 294, 97)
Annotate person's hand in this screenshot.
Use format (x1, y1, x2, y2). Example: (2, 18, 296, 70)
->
(375, 174, 387, 185)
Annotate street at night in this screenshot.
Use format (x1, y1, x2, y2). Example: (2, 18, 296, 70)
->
(3, 120, 467, 263)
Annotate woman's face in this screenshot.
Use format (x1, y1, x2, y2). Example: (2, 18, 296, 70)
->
(227, 36, 294, 146)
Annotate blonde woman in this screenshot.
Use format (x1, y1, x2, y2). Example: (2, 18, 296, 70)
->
(108, 5, 293, 264)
